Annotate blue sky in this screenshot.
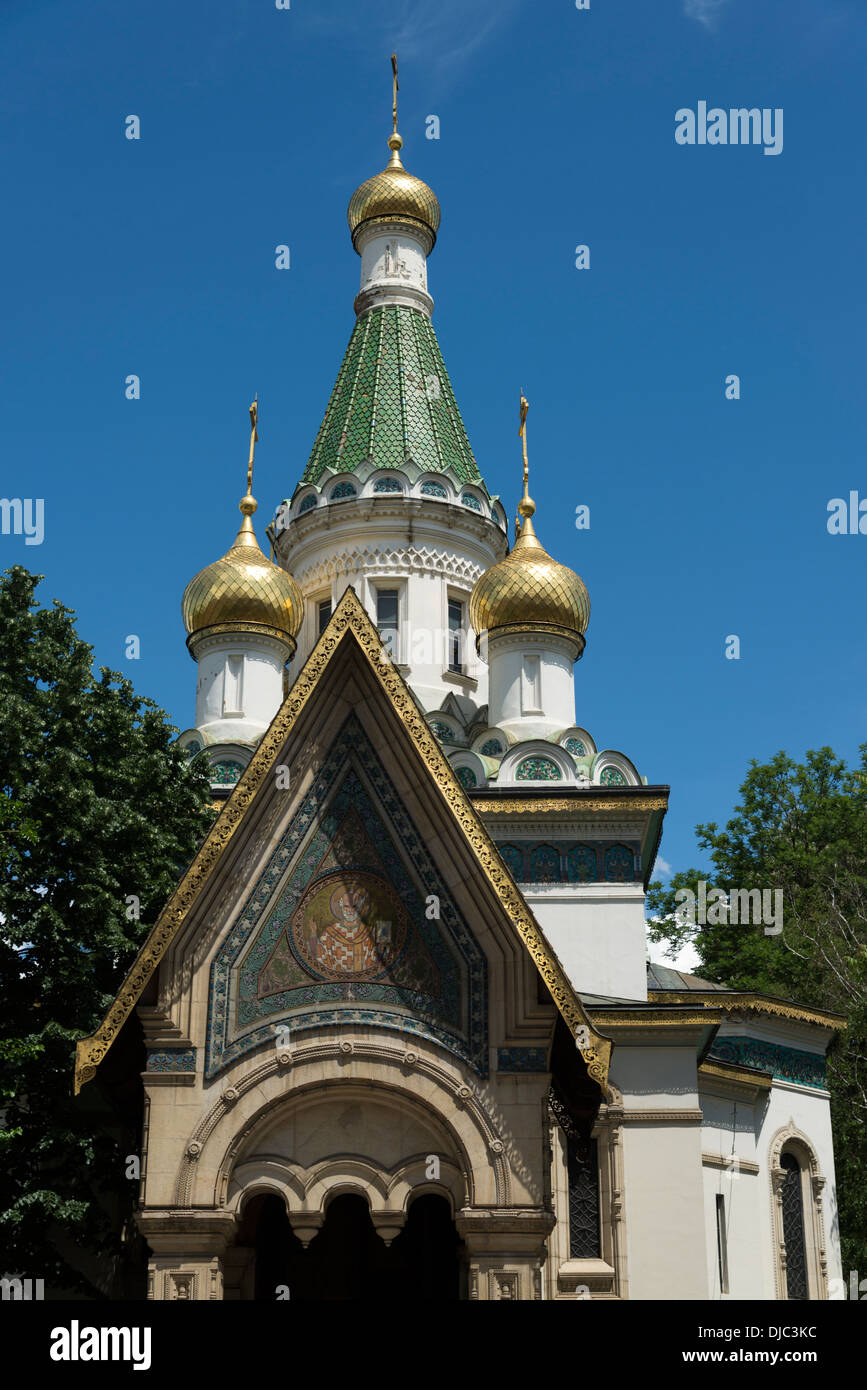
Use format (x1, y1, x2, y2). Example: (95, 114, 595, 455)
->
(2, 0, 865, 909)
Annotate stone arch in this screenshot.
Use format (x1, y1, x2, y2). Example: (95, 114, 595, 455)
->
(174, 1038, 511, 1212)
(767, 1120, 828, 1300)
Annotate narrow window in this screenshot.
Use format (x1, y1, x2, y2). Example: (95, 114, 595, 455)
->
(377, 588, 399, 658)
(715, 1193, 729, 1294)
(223, 654, 243, 716)
(448, 598, 464, 673)
(780, 1153, 808, 1299)
(567, 1137, 600, 1259)
(317, 599, 332, 635)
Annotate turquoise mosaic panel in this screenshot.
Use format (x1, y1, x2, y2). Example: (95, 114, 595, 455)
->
(604, 846, 635, 882)
(564, 737, 586, 756)
(709, 1038, 827, 1090)
(566, 846, 598, 883)
(331, 482, 357, 500)
(529, 844, 560, 882)
(146, 1047, 196, 1073)
(456, 766, 477, 789)
(210, 760, 243, 786)
(498, 844, 525, 880)
(600, 766, 626, 786)
(480, 738, 503, 757)
(516, 756, 562, 782)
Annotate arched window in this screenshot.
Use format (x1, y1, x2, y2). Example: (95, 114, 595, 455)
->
(420, 480, 447, 498)
(455, 765, 477, 789)
(373, 477, 402, 493)
(780, 1152, 808, 1300)
(330, 481, 357, 500)
(298, 494, 317, 514)
(480, 738, 503, 757)
(769, 1126, 828, 1301)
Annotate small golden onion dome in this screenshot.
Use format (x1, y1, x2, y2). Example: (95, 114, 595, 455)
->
(182, 492, 303, 644)
(469, 495, 590, 641)
(347, 133, 441, 250)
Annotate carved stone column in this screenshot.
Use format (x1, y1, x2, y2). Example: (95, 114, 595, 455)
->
(455, 1208, 554, 1301)
(138, 1209, 237, 1301)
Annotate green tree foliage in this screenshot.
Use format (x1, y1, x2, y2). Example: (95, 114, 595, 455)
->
(0, 566, 215, 1296)
(647, 747, 867, 1274)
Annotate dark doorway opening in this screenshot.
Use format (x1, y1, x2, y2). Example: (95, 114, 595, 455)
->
(245, 1191, 461, 1301)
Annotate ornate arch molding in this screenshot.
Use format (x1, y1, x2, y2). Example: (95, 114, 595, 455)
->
(768, 1121, 828, 1300)
(231, 1155, 464, 1247)
(173, 1039, 511, 1210)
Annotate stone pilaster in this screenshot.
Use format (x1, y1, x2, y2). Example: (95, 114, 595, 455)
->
(138, 1209, 237, 1301)
(456, 1208, 554, 1301)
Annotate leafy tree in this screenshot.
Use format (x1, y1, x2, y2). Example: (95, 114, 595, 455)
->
(0, 566, 215, 1296)
(647, 747, 867, 1274)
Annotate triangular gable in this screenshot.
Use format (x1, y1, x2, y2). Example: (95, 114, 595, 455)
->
(74, 588, 610, 1093)
(208, 715, 488, 1076)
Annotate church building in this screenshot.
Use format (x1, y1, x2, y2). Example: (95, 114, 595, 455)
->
(75, 69, 843, 1301)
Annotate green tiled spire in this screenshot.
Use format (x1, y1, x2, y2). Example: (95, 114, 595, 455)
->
(300, 306, 484, 488)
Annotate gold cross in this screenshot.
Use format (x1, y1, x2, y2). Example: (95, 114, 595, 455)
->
(247, 395, 259, 495)
(391, 53, 399, 133)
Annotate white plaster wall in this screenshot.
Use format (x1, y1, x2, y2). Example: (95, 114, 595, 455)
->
(487, 633, 577, 741)
(699, 1093, 765, 1300)
(280, 502, 506, 711)
(613, 1046, 709, 1299)
(194, 637, 289, 745)
(529, 885, 648, 1001)
(359, 228, 429, 300)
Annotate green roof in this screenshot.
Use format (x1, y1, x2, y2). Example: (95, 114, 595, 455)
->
(300, 305, 484, 488)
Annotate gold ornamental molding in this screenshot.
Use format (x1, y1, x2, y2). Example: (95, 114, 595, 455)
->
(473, 796, 669, 815)
(586, 1009, 722, 1029)
(699, 1059, 773, 1098)
(649, 990, 845, 1032)
(75, 587, 611, 1094)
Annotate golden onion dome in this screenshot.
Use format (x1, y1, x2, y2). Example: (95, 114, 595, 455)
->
(347, 132, 441, 250)
(182, 491, 303, 646)
(470, 495, 590, 644)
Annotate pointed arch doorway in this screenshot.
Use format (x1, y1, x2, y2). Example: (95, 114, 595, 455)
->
(241, 1191, 463, 1301)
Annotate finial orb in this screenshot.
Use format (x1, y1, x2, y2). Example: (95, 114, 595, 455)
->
(239, 494, 258, 517)
(388, 132, 403, 152)
(518, 495, 536, 518)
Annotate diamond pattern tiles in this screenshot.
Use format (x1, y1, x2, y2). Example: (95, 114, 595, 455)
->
(300, 306, 483, 488)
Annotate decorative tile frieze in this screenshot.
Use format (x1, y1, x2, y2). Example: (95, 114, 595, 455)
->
(708, 1037, 827, 1090)
(146, 1047, 197, 1073)
(492, 839, 641, 884)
